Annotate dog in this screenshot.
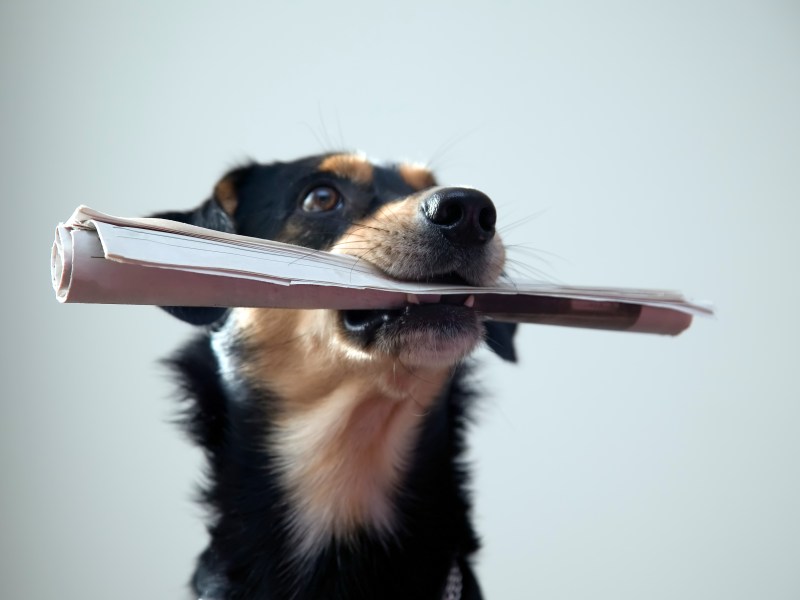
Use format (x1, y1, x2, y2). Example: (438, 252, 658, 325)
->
(155, 152, 518, 599)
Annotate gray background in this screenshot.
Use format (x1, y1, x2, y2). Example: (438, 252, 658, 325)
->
(2, 1, 799, 598)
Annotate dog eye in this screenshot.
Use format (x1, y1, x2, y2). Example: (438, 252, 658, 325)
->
(301, 186, 341, 212)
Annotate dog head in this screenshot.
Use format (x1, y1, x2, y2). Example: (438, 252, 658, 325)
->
(156, 152, 517, 367)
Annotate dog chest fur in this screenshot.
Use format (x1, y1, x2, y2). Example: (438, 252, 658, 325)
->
(218, 306, 453, 560)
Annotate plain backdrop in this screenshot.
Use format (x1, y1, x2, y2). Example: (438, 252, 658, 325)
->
(2, 1, 799, 599)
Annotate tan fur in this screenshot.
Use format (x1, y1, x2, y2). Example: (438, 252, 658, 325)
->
(331, 197, 428, 278)
(331, 190, 506, 286)
(318, 153, 374, 185)
(398, 162, 437, 191)
(232, 307, 451, 558)
(213, 175, 239, 216)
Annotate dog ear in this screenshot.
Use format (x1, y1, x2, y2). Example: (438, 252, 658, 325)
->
(483, 321, 518, 362)
(151, 165, 254, 326)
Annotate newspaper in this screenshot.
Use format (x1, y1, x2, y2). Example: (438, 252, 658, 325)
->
(51, 206, 713, 335)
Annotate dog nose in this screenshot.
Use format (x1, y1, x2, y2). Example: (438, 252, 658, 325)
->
(421, 187, 497, 246)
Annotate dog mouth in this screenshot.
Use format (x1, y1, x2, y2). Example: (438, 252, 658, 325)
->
(341, 293, 475, 337)
(339, 280, 484, 365)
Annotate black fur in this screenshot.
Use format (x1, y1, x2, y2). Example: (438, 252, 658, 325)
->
(157, 154, 517, 599)
(169, 340, 483, 599)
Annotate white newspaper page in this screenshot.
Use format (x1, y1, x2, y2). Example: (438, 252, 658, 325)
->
(52, 206, 714, 335)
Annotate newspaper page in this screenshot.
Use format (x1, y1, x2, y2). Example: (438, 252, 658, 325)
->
(52, 206, 713, 335)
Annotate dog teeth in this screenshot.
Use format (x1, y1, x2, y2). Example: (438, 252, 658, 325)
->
(464, 295, 475, 308)
(406, 294, 421, 305)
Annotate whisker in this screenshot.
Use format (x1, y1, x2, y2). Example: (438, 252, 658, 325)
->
(504, 243, 565, 261)
(373, 205, 404, 230)
(316, 103, 335, 152)
(497, 210, 549, 234)
(503, 258, 560, 283)
(349, 246, 383, 281)
(392, 358, 440, 416)
(426, 128, 481, 173)
(329, 242, 376, 249)
(341, 223, 391, 235)
(333, 108, 347, 151)
(497, 272, 521, 291)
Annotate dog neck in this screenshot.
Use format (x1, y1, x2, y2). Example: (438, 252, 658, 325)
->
(213, 307, 454, 560)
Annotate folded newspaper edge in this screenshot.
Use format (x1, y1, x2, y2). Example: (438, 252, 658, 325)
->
(51, 205, 714, 336)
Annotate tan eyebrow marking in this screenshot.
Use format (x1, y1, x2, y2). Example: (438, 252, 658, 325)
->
(318, 153, 374, 185)
(397, 162, 437, 191)
(213, 174, 239, 216)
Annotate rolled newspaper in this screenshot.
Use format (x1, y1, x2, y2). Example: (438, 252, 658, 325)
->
(52, 206, 713, 335)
